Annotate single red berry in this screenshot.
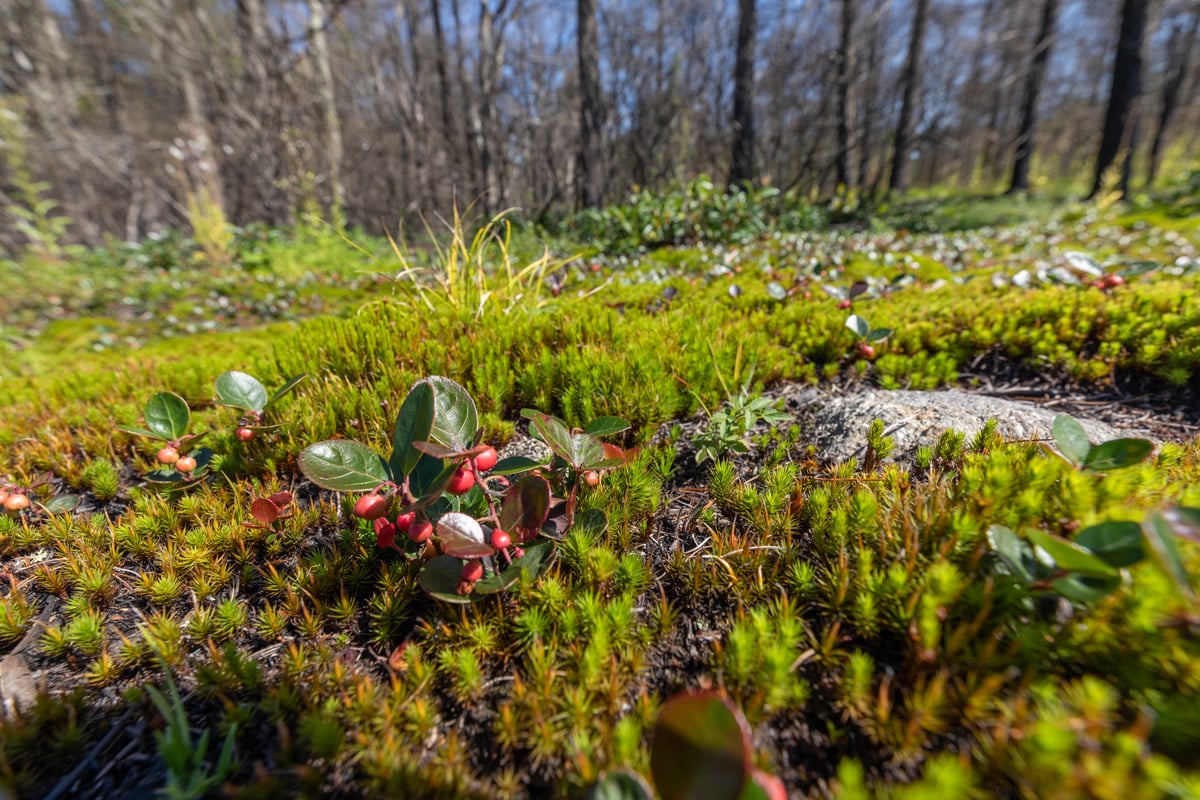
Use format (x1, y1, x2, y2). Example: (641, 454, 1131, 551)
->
(175, 456, 198, 473)
(837, 299, 852, 309)
(460, 560, 484, 582)
(491, 529, 511, 550)
(4, 493, 30, 512)
(446, 466, 475, 495)
(236, 427, 256, 442)
(374, 518, 396, 548)
(858, 343, 876, 359)
(473, 446, 499, 473)
(408, 518, 433, 543)
(157, 446, 180, 465)
(1108, 274, 1125, 287)
(394, 512, 416, 532)
(583, 470, 601, 487)
(353, 493, 388, 520)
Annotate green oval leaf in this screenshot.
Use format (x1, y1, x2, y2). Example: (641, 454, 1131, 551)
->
(42, 494, 81, 514)
(145, 392, 191, 440)
(845, 314, 869, 338)
(573, 508, 608, 538)
(1075, 521, 1145, 568)
(987, 524, 1039, 584)
(214, 371, 268, 413)
(392, 382, 435, 479)
(1052, 415, 1091, 466)
(584, 416, 632, 437)
(298, 440, 390, 492)
(491, 455, 548, 476)
(651, 692, 751, 800)
(418, 555, 473, 604)
(1051, 573, 1122, 603)
(1082, 438, 1155, 472)
(866, 327, 893, 343)
(421, 376, 478, 451)
(1024, 529, 1120, 578)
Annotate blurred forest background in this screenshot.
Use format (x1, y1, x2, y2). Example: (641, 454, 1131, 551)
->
(0, 0, 1196, 253)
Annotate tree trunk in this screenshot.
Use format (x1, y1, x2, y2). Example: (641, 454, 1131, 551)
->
(1146, 8, 1199, 185)
(1008, 0, 1059, 193)
(888, 0, 929, 194)
(728, 0, 756, 188)
(835, 0, 856, 191)
(1089, 0, 1149, 199)
(576, 0, 603, 208)
(430, 0, 457, 167)
(308, 0, 344, 212)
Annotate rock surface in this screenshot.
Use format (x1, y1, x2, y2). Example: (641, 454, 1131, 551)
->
(780, 386, 1153, 465)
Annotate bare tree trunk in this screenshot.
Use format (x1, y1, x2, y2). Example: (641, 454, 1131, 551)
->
(430, 0, 457, 170)
(1090, 0, 1149, 199)
(888, 0, 929, 194)
(308, 0, 344, 212)
(1147, 8, 1199, 185)
(835, 0, 856, 191)
(576, 0, 603, 208)
(728, 0, 756, 188)
(1009, 0, 1059, 193)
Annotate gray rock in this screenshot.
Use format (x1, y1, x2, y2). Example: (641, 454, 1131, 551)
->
(781, 387, 1153, 465)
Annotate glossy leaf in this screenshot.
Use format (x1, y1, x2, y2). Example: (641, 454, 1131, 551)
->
(437, 512, 493, 558)
(145, 392, 190, 440)
(491, 455, 548, 476)
(765, 281, 787, 301)
(848, 280, 869, 299)
(1082, 438, 1154, 472)
(418, 555, 474, 604)
(987, 524, 1038, 584)
(1052, 573, 1122, 603)
(421, 376, 478, 451)
(214, 371, 268, 413)
(405, 454, 458, 513)
(250, 498, 280, 524)
(845, 314, 869, 338)
(585, 770, 654, 800)
(267, 491, 294, 508)
(1024, 529, 1119, 578)
(266, 373, 308, 408)
(866, 327, 893, 343)
(499, 475, 552, 542)
(391, 382, 435, 479)
(1075, 521, 1145, 568)
(298, 440, 390, 492)
(1142, 511, 1195, 599)
(651, 692, 751, 800)
(1052, 415, 1091, 466)
(474, 540, 554, 595)
(584, 416, 632, 437)
(42, 494, 80, 514)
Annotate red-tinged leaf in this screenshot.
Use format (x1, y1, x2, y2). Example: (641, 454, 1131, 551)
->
(267, 491, 294, 508)
(388, 642, 410, 672)
(250, 498, 280, 524)
(499, 475, 552, 542)
(651, 692, 752, 800)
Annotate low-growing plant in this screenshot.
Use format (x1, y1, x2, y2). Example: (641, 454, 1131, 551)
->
(844, 312, 892, 360)
(692, 380, 790, 465)
(118, 392, 214, 485)
(213, 370, 306, 443)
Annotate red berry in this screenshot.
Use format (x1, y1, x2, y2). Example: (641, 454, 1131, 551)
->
(446, 466, 475, 495)
(491, 529, 511, 550)
(157, 446, 180, 465)
(175, 456, 197, 473)
(374, 518, 396, 548)
(1108, 274, 1125, 287)
(395, 512, 416, 532)
(408, 518, 433, 543)
(236, 427, 256, 442)
(858, 343, 876, 359)
(460, 560, 484, 582)
(353, 494, 388, 520)
(473, 446, 499, 473)
(837, 299, 852, 309)
(583, 470, 601, 487)
(4, 493, 30, 512)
